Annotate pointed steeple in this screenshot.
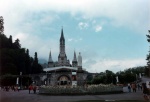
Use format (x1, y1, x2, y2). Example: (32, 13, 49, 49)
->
(48, 50, 53, 62)
(60, 27, 65, 41)
(72, 50, 78, 67)
(73, 50, 77, 61)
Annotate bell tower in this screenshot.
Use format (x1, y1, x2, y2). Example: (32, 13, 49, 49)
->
(72, 51, 78, 67)
(58, 28, 68, 66)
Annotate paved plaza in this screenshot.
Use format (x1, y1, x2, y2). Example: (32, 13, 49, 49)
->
(0, 87, 144, 102)
(1, 77, 150, 102)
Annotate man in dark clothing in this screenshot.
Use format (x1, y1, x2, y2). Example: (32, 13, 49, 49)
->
(33, 86, 37, 94)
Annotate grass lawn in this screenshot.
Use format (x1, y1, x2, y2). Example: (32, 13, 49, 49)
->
(73, 100, 145, 102)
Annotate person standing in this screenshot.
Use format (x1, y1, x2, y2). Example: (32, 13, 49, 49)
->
(18, 86, 20, 92)
(33, 86, 37, 94)
(131, 83, 137, 92)
(128, 83, 131, 92)
(28, 85, 33, 94)
(137, 84, 141, 91)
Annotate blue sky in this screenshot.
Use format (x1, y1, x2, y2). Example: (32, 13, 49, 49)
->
(0, 0, 150, 73)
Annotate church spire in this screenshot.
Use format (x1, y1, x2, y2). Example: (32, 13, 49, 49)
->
(58, 28, 68, 66)
(72, 50, 78, 67)
(73, 50, 77, 61)
(48, 50, 53, 62)
(60, 27, 65, 41)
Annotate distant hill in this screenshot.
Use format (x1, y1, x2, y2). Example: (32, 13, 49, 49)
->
(39, 58, 47, 64)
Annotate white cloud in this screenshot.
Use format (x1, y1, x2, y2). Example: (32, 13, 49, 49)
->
(67, 38, 83, 42)
(95, 25, 102, 32)
(1, 0, 149, 36)
(92, 20, 96, 24)
(84, 58, 147, 73)
(13, 32, 59, 61)
(0, 0, 148, 73)
(14, 33, 28, 42)
(68, 38, 73, 42)
(78, 22, 89, 29)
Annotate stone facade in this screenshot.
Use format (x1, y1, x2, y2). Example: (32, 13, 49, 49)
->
(45, 72, 87, 86)
(47, 28, 81, 68)
(32, 28, 88, 86)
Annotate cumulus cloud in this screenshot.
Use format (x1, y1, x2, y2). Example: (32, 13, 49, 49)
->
(0, 0, 148, 72)
(95, 25, 102, 32)
(68, 38, 73, 42)
(78, 22, 89, 29)
(84, 58, 147, 73)
(67, 38, 83, 42)
(13, 32, 59, 60)
(1, 0, 149, 36)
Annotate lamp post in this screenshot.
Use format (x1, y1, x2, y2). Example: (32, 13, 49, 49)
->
(111, 75, 113, 84)
(20, 72, 22, 89)
(16, 77, 19, 85)
(46, 71, 48, 86)
(83, 75, 87, 87)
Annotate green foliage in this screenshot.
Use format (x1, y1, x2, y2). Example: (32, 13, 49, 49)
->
(90, 67, 145, 85)
(31, 52, 43, 74)
(0, 17, 43, 76)
(91, 76, 102, 84)
(146, 30, 150, 77)
(0, 74, 16, 86)
(0, 34, 43, 75)
(0, 16, 4, 34)
(0, 74, 32, 86)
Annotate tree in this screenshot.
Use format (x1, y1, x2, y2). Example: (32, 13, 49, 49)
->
(0, 16, 4, 34)
(31, 52, 43, 74)
(25, 49, 31, 74)
(8, 35, 13, 48)
(146, 30, 150, 77)
(0, 17, 43, 85)
(13, 38, 21, 49)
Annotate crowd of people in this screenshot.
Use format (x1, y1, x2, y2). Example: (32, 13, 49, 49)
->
(28, 85, 37, 94)
(0, 86, 21, 92)
(127, 82, 150, 101)
(0, 85, 38, 94)
(1, 81, 150, 101)
(127, 83, 142, 93)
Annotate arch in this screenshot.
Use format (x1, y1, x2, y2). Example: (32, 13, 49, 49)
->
(57, 75, 71, 85)
(59, 76, 68, 81)
(57, 75, 71, 81)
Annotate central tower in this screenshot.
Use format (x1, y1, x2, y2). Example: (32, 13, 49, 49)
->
(58, 28, 70, 66)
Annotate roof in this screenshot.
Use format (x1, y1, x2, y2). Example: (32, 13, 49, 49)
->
(43, 66, 78, 72)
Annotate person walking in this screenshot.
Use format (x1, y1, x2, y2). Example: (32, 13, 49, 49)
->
(142, 83, 149, 101)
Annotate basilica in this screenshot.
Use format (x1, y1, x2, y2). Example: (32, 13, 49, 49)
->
(43, 28, 88, 86)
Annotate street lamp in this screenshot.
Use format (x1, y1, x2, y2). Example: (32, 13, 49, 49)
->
(83, 75, 87, 87)
(20, 72, 22, 89)
(111, 75, 113, 84)
(46, 71, 48, 86)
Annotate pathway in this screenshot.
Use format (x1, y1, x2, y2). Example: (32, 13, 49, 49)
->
(1, 77, 150, 102)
